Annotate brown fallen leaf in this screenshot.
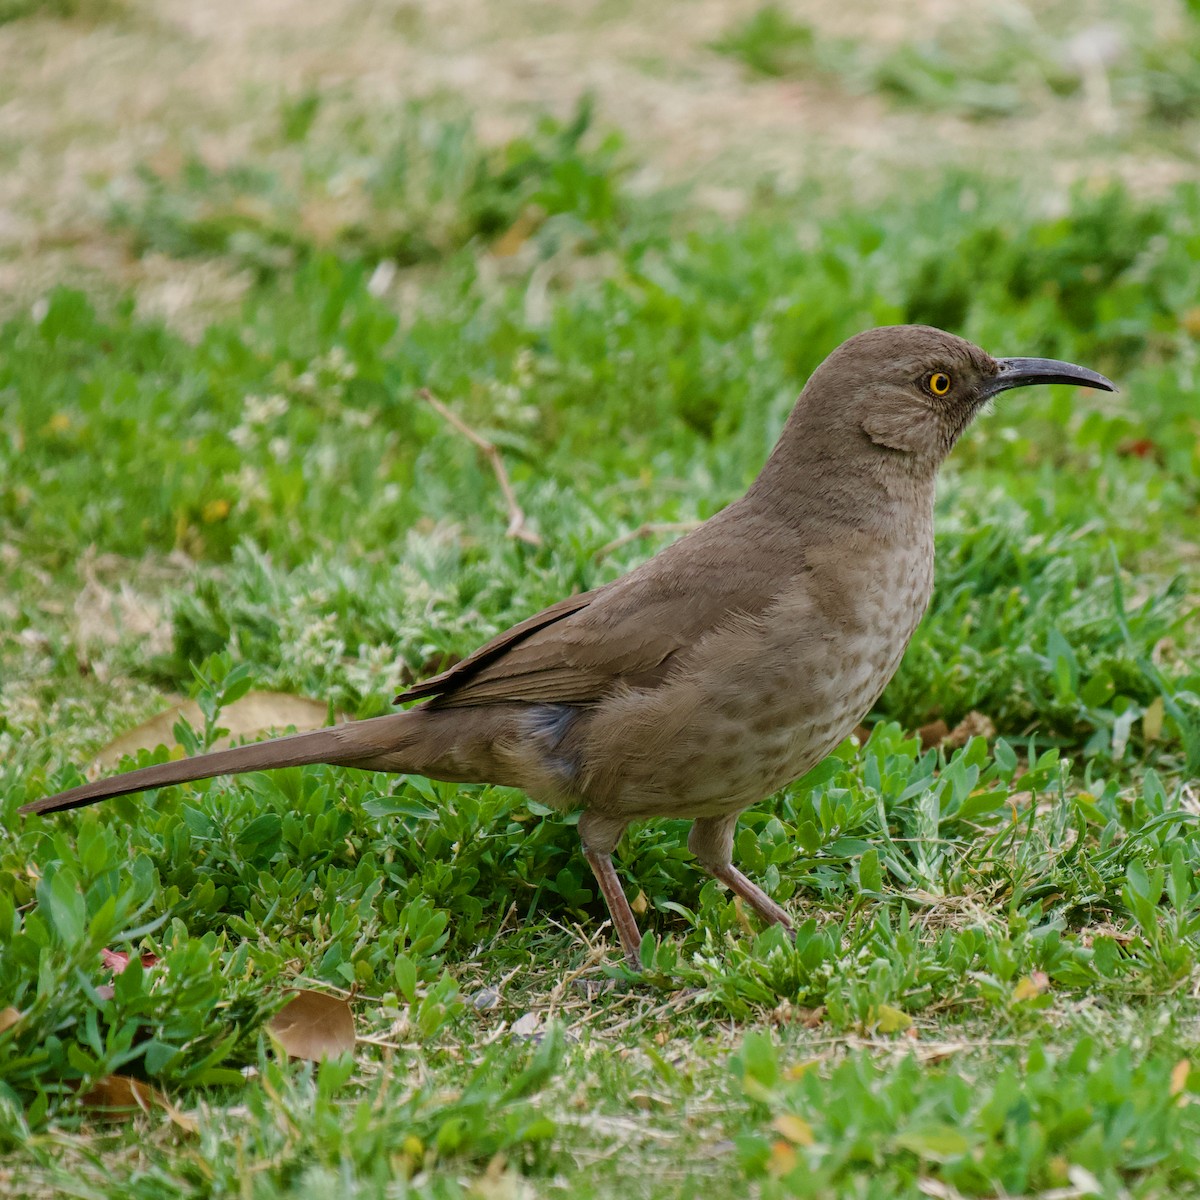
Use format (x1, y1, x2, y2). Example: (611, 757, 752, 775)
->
(268, 990, 356, 1061)
(101, 948, 161, 974)
(81, 1074, 197, 1133)
(798, 1006, 825, 1029)
(944, 711, 996, 749)
(1117, 437, 1160, 461)
(0, 1006, 21, 1036)
(917, 719, 950, 751)
(97, 948, 162, 1000)
(917, 711, 996, 752)
(94, 692, 344, 770)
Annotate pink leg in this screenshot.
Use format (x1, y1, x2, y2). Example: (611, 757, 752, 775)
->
(582, 847, 643, 969)
(579, 810, 642, 969)
(706, 862, 794, 931)
(689, 814, 795, 934)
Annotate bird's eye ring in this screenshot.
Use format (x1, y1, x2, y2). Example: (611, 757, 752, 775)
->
(926, 371, 952, 396)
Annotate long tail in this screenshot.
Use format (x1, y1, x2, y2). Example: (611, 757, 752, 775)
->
(20, 712, 419, 816)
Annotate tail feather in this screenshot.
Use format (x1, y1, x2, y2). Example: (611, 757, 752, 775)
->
(19, 713, 418, 816)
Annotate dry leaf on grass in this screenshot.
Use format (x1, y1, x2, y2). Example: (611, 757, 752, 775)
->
(944, 711, 996, 748)
(1143, 696, 1165, 741)
(916, 718, 950, 750)
(1171, 1058, 1191, 1097)
(772, 1113, 815, 1145)
(0, 1006, 21, 1035)
(268, 990, 356, 1061)
(81, 1074, 197, 1133)
(509, 1011, 541, 1039)
(101, 948, 161, 973)
(97, 947, 162, 999)
(917, 710, 996, 751)
(768, 1140, 799, 1176)
(1011, 972, 1050, 1003)
(783, 1059, 822, 1081)
(95, 692, 343, 770)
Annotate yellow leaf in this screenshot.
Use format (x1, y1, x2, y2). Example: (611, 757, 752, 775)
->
(783, 1059, 821, 1081)
(202, 498, 231, 524)
(0, 1006, 21, 1035)
(1011, 972, 1049, 1003)
(771, 1113, 814, 1145)
(491, 210, 539, 258)
(1143, 696, 1165, 742)
(1171, 1058, 1191, 1097)
(268, 990, 356, 1061)
(767, 1140, 798, 1177)
(732, 896, 756, 938)
(867, 1004, 912, 1033)
(630, 889, 648, 917)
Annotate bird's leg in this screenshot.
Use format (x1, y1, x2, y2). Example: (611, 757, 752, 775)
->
(577, 810, 642, 969)
(688, 814, 794, 934)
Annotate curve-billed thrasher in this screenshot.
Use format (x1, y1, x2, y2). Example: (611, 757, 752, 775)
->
(22, 325, 1115, 968)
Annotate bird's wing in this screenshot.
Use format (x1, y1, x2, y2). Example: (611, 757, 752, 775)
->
(420, 582, 713, 707)
(396, 588, 604, 704)
(397, 507, 799, 709)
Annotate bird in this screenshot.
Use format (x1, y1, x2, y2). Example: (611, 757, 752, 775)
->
(21, 325, 1115, 969)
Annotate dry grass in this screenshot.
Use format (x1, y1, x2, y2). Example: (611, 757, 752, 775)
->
(1, 0, 1192, 323)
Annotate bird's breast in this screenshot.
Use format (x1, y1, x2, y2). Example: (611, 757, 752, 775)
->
(576, 530, 935, 820)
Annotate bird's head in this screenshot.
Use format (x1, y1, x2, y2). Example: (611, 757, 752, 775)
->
(796, 325, 1115, 472)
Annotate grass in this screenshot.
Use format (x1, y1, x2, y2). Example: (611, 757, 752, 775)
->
(3, 50, 1200, 1200)
(714, 2, 1200, 124)
(108, 95, 630, 280)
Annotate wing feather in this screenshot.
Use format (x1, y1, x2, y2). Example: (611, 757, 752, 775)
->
(396, 503, 805, 709)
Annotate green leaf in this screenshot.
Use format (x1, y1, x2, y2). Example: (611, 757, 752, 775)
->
(867, 1005, 913, 1034)
(857, 849, 882, 894)
(740, 1031, 780, 1100)
(43, 869, 85, 947)
(893, 1126, 970, 1160)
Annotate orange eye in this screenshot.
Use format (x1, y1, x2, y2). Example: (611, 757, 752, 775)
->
(927, 371, 952, 396)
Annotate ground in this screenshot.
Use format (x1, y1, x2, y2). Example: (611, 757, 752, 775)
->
(3, 1, 1200, 1197)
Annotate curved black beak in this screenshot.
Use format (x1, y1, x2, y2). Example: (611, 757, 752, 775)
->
(983, 357, 1117, 399)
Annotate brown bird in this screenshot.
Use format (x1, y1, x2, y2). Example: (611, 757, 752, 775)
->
(22, 326, 1114, 968)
